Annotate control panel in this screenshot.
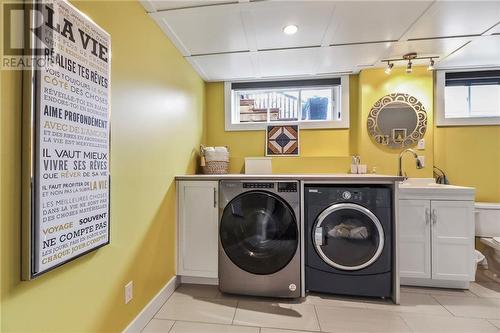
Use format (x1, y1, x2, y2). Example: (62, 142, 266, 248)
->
(243, 182, 274, 189)
(242, 182, 298, 192)
(337, 190, 363, 202)
(278, 182, 298, 193)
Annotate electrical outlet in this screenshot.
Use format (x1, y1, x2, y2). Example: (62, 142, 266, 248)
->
(417, 139, 425, 150)
(125, 281, 133, 304)
(417, 155, 425, 167)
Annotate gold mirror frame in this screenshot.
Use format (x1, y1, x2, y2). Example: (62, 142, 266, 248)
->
(367, 93, 427, 149)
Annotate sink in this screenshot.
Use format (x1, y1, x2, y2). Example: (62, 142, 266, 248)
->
(399, 178, 471, 190)
(398, 178, 475, 198)
(399, 178, 436, 186)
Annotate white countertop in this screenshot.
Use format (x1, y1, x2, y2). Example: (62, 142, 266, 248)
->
(175, 173, 404, 183)
(398, 178, 475, 200)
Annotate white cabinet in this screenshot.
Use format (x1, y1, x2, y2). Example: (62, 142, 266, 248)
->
(399, 198, 474, 288)
(431, 200, 474, 281)
(177, 181, 218, 278)
(399, 200, 431, 279)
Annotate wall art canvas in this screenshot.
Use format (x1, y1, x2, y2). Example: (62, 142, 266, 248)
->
(21, 0, 111, 280)
(266, 125, 299, 156)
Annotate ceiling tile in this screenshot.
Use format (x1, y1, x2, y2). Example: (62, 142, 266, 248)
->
(189, 52, 256, 81)
(386, 37, 472, 59)
(488, 22, 500, 35)
(244, 1, 336, 50)
(317, 43, 393, 74)
(404, 1, 500, 40)
(256, 48, 319, 77)
(328, 1, 432, 44)
(152, 4, 249, 55)
(437, 35, 500, 69)
(147, 1, 234, 11)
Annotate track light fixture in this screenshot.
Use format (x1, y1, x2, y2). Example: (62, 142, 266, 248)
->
(406, 60, 413, 73)
(403, 52, 416, 74)
(381, 53, 438, 74)
(427, 58, 435, 71)
(385, 61, 394, 74)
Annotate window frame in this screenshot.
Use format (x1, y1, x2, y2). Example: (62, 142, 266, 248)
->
(224, 76, 350, 131)
(436, 69, 500, 126)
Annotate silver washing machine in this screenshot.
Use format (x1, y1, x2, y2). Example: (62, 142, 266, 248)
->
(219, 180, 301, 298)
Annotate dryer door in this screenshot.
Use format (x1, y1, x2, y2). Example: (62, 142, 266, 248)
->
(313, 203, 384, 271)
(220, 191, 298, 275)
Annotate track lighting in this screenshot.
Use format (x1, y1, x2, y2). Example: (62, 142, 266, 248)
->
(385, 62, 394, 74)
(406, 60, 412, 74)
(403, 53, 416, 74)
(381, 53, 438, 74)
(427, 58, 435, 71)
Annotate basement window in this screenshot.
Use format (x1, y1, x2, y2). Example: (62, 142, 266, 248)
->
(436, 70, 500, 126)
(224, 77, 349, 131)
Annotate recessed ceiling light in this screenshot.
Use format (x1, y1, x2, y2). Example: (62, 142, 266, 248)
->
(283, 25, 298, 35)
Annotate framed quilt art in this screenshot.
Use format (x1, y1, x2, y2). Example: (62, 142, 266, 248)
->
(266, 125, 299, 156)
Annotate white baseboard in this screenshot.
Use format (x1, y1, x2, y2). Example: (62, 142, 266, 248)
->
(401, 277, 470, 289)
(179, 275, 219, 285)
(123, 276, 179, 333)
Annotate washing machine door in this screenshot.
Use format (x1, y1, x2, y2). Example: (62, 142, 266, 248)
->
(220, 191, 298, 275)
(313, 203, 384, 271)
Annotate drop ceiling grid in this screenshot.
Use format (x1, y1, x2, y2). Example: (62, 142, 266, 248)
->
(144, 1, 500, 80)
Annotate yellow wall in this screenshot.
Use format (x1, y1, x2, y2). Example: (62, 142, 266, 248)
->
(356, 67, 434, 178)
(434, 126, 500, 202)
(206, 66, 499, 203)
(0, 1, 205, 332)
(205, 68, 433, 177)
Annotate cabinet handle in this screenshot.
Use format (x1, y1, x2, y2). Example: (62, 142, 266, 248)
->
(213, 188, 217, 208)
(432, 209, 437, 225)
(425, 208, 430, 224)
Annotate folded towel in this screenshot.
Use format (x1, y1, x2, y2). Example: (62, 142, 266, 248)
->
(206, 152, 229, 162)
(214, 146, 228, 153)
(203, 146, 229, 162)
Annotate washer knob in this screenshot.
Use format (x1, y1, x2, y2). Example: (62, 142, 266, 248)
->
(342, 191, 352, 200)
(289, 284, 297, 292)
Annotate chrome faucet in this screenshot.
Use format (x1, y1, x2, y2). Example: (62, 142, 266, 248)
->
(398, 148, 423, 179)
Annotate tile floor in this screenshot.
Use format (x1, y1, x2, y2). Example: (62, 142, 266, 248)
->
(142, 269, 500, 333)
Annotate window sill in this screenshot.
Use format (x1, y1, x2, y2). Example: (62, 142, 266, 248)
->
(225, 120, 349, 131)
(436, 117, 500, 127)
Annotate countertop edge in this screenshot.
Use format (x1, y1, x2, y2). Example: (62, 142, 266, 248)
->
(175, 174, 405, 182)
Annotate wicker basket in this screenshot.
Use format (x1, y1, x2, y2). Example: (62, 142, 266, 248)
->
(202, 161, 229, 174)
(200, 145, 229, 174)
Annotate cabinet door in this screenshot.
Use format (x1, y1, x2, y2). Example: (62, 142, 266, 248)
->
(431, 200, 474, 281)
(399, 199, 431, 279)
(177, 181, 218, 278)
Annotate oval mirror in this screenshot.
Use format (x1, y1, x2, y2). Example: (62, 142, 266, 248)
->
(367, 93, 427, 149)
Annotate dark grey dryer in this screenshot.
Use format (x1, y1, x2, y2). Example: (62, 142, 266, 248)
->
(305, 185, 392, 298)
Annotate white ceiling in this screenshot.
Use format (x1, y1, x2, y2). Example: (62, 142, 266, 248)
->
(142, 0, 500, 81)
